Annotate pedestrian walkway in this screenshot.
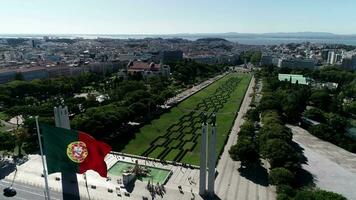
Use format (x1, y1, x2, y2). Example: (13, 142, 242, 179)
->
(289, 125, 356, 200)
(215, 77, 276, 200)
(164, 72, 228, 108)
(5, 153, 204, 200)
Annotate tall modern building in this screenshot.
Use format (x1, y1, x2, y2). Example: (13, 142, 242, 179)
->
(342, 54, 356, 71)
(327, 51, 336, 65)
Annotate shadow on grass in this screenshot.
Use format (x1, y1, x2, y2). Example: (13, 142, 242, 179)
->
(238, 161, 269, 187)
(108, 125, 139, 152)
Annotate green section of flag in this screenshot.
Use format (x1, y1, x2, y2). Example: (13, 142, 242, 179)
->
(40, 124, 79, 174)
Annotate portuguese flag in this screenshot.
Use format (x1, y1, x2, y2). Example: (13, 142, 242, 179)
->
(40, 124, 111, 177)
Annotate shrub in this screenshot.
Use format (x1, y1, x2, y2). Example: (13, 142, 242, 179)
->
(269, 167, 295, 186)
(294, 189, 346, 200)
(229, 136, 259, 165)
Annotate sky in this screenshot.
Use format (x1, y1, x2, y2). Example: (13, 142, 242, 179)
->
(1, 0, 356, 35)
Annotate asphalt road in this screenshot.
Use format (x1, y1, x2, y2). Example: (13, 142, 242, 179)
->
(0, 180, 92, 200)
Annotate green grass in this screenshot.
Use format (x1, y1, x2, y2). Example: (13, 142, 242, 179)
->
(122, 73, 252, 165)
(182, 141, 195, 150)
(165, 149, 181, 161)
(167, 140, 182, 148)
(182, 134, 194, 141)
(148, 147, 166, 158)
(153, 138, 167, 146)
(108, 161, 170, 184)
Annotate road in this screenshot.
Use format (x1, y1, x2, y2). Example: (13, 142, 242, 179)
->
(215, 76, 276, 200)
(0, 180, 64, 200)
(288, 125, 356, 200)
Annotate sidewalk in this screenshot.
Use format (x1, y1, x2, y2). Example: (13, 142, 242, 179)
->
(164, 72, 228, 108)
(288, 125, 356, 200)
(215, 76, 276, 200)
(5, 153, 203, 200)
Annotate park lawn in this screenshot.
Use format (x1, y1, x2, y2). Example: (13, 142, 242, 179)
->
(165, 149, 181, 161)
(122, 73, 251, 165)
(182, 141, 195, 150)
(148, 147, 166, 158)
(167, 140, 182, 148)
(153, 138, 167, 146)
(122, 73, 236, 154)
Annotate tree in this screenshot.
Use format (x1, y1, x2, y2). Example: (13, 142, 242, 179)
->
(309, 124, 334, 141)
(261, 139, 298, 168)
(0, 131, 16, 155)
(250, 51, 262, 65)
(294, 189, 346, 200)
(245, 108, 260, 122)
(259, 123, 292, 142)
(303, 108, 326, 123)
(343, 101, 356, 115)
(229, 136, 259, 166)
(313, 189, 347, 200)
(261, 110, 282, 125)
(325, 113, 348, 132)
(13, 127, 29, 156)
(309, 90, 330, 110)
(269, 167, 295, 185)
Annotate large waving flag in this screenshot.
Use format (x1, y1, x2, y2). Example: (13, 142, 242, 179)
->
(40, 124, 111, 177)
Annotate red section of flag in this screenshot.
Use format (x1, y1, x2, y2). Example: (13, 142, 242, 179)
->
(78, 131, 111, 177)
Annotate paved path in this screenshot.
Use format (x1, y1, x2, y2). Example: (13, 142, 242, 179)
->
(215, 77, 276, 200)
(288, 125, 356, 200)
(4, 154, 203, 200)
(164, 72, 228, 108)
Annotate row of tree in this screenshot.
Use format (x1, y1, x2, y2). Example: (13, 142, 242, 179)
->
(0, 59, 225, 157)
(257, 67, 347, 200)
(230, 66, 347, 200)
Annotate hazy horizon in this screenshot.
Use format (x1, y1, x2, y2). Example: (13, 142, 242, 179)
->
(1, 0, 356, 35)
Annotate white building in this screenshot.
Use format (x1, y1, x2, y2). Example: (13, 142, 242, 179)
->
(327, 51, 336, 65)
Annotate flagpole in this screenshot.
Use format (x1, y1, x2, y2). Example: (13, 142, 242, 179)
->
(35, 116, 51, 200)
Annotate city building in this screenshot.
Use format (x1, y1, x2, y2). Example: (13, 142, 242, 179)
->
(342, 53, 356, 71)
(327, 51, 337, 65)
(260, 55, 273, 66)
(159, 50, 183, 63)
(278, 58, 316, 69)
(127, 60, 170, 80)
(278, 74, 308, 85)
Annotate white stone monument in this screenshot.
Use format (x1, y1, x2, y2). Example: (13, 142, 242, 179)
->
(199, 113, 217, 197)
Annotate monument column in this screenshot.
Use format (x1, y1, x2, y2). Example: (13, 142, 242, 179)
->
(54, 106, 80, 200)
(208, 113, 216, 196)
(199, 113, 208, 196)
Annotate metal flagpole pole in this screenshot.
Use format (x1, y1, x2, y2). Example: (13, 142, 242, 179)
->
(35, 116, 51, 200)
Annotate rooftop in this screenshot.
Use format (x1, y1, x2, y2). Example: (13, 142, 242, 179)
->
(278, 73, 308, 85)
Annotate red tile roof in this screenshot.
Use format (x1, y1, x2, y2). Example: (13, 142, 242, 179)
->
(128, 61, 161, 72)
